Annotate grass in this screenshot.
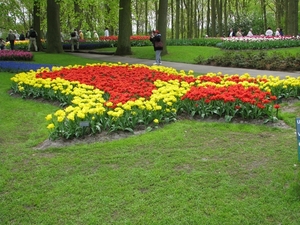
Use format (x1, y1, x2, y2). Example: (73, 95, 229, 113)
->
(98, 46, 224, 63)
(1, 50, 300, 224)
(99, 45, 300, 64)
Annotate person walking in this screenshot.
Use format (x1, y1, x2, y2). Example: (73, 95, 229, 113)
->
(70, 29, 79, 52)
(104, 27, 109, 37)
(150, 30, 163, 65)
(28, 27, 38, 51)
(7, 29, 16, 50)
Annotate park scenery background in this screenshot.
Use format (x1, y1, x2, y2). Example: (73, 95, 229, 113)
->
(1, 37, 300, 224)
(1, 0, 300, 222)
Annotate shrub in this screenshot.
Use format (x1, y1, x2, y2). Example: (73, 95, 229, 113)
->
(195, 50, 300, 71)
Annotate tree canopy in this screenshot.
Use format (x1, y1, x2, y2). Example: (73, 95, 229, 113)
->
(1, 0, 299, 39)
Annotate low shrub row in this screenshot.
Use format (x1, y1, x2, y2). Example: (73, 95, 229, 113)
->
(195, 51, 300, 71)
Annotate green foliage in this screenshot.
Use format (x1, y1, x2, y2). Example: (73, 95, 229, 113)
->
(195, 50, 300, 71)
(220, 39, 300, 50)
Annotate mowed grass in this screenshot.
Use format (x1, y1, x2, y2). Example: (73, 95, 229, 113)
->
(1, 51, 300, 224)
(98, 45, 300, 64)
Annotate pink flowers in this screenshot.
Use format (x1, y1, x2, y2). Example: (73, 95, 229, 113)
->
(0, 50, 33, 61)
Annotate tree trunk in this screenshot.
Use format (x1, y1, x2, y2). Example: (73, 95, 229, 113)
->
(224, 0, 227, 37)
(33, 0, 43, 51)
(211, 0, 216, 37)
(216, 0, 222, 37)
(288, 0, 298, 36)
(115, 0, 132, 56)
(157, 0, 168, 55)
(145, 0, 148, 34)
(46, 0, 63, 53)
(175, 0, 180, 39)
(206, 0, 210, 36)
(261, 0, 267, 31)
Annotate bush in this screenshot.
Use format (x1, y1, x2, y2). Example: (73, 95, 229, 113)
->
(195, 50, 300, 71)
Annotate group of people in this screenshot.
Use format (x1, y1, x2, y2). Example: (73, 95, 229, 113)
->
(1, 27, 38, 51)
(229, 27, 284, 37)
(69, 27, 110, 51)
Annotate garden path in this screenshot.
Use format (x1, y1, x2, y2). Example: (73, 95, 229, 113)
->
(70, 51, 300, 79)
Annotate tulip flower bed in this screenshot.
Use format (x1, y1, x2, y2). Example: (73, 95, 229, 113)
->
(10, 63, 300, 140)
(0, 50, 33, 61)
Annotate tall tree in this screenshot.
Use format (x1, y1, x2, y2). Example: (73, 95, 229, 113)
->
(115, 0, 132, 55)
(216, 0, 222, 36)
(33, 0, 43, 51)
(211, 0, 216, 37)
(287, 0, 298, 36)
(46, 0, 63, 53)
(157, 0, 168, 55)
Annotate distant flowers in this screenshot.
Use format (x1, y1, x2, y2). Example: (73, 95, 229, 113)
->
(0, 61, 54, 73)
(99, 35, 150, 41)
(10, 63, 300, 140)
(0, 50, 33, 61)
(222, 35, 295, 42)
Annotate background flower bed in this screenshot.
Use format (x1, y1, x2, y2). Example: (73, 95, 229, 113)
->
(6, 36, 300, 51)
(0, 50, 33, 61)
(10, 63, 300, 140)
(0, 61, 54, 73)
(195, 51, 300, 71)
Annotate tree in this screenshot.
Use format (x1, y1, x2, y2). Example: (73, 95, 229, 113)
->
(33, 0, 43, 51)
(157, 0, 168, 55)
(46, 0, 63, 53)
(115, 0, 132, 56)
(287, 0, 298, 36)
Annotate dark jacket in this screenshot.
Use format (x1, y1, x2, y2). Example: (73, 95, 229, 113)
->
(19, 33, 25, 40)
(150, 34, 163, 51)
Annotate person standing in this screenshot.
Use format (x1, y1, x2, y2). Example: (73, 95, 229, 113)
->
(275, 28, 280, 36)
(0, 38, 6, 50)
(14, 30, 20, 40)
(104, 27, 109, 37)
(28, 27, 38, 51)
(246, 28, 253, 37)
(19, 31, 25, 40)
(79, 30, 84, 40)
(93, 30, 99, 41)
(86, 30, 91, 41)
(150, 30, 163, 65)
(279, 28, 284, 36)
(70, 29, 79, 52)
(265, 27, 273, 36)
(7, 29, 16, 50)
(228, 28, 235, 37)
(236, 28, 242, 37)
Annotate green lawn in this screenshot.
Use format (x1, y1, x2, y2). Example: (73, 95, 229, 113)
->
(1, 51, 300, 224)
(98, 45, 300, 64)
